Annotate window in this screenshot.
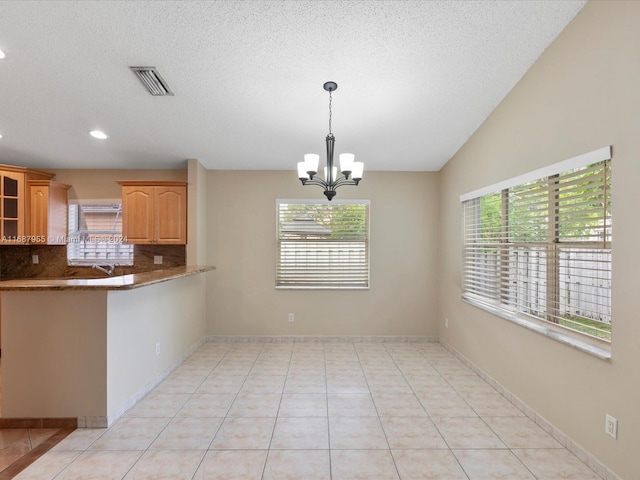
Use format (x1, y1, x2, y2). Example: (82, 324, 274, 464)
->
(67, 203, 133, 265)
(461, 147, 612, 345)
(276, 199, 369, 289)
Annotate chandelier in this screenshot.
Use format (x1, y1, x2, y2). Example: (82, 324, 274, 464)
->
(297, 81, 363, 201)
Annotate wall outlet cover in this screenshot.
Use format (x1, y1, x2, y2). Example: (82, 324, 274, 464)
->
(605, 413, 617, 439)
(154, 255, 163, 265)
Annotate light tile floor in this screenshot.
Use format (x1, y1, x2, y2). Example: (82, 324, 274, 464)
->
(14, 341, 603, 479)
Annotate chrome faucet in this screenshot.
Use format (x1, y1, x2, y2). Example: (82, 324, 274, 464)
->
(92, 263, 117, 277)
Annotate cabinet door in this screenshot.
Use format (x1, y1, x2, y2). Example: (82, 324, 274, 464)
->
(29, 184, 49, 242)
(0, 171, 25, 243)
(154, 186, 187, 244)
(29, 182, 69, 244)
(122, 186, 154, 243)
(45, 183, 70, 244)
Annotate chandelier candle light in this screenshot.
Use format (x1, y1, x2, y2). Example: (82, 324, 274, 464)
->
(297, 81, 364, 201)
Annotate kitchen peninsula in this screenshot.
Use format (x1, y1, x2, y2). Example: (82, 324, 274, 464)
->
(0, 265, 214, 427)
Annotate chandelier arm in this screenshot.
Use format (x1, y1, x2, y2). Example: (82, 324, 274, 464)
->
(302, 178, 329, 188)
(332, 177, 358, 188)
(301, 176, 357, 189)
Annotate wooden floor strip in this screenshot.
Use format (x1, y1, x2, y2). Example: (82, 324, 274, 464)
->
(0, 428, 75, 479)
(0, 418, 77, 429)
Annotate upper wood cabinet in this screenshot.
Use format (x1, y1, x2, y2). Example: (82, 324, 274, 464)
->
(0, 170, 25, 243)
(118, 181, 187, 244)
(0, 165, 59, 245)
(29, 180, 71, 244)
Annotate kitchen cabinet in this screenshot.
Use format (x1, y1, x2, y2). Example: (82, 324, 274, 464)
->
(0, 170, 25, 242)
(0, 165, 56, 244)
(29, 180, 71, 244)
(119, 181, 187, 244)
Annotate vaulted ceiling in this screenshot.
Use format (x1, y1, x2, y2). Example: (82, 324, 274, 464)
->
(0, 0, 585, 171)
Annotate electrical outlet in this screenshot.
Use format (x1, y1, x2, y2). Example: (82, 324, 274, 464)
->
(32, 254, 39, 264)
(154, 255, 163, 265)
(155, 342, 161, 356)
(288, 313, 294, 322)
(605, 414, 617, 439)
(445, 318, 449, 328)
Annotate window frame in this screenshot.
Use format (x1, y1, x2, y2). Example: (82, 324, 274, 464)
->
(460, 146, 612, 359)
(276, 199, 370, 290)
(67, 200, 134, 266)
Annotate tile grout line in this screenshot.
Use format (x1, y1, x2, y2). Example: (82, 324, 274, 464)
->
(260, 341, 293, 480)
(398, 343, 473, 480)
(186, 344, 232, 480)
(194, 344, 238, 478)
(381, 342, 409, 480)
(413, 344, 472, 480)
(323, 342, 332, 480)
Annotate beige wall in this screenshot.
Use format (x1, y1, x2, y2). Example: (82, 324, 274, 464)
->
(2, 291, 108, 419)
(50, 168, 187, 200)
(1, 274, 206, 425)
(438, 2, 639, 478)
(187, 159, 208, 265)
(206, 170, 439, 336)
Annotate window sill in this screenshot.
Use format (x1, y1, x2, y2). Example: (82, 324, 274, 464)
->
(461, 295, 611, 360)
(68, 261, 134, 267)
(276, 286, 369, 290)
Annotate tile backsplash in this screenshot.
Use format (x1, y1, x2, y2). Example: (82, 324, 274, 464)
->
(0, 244, 186, 279)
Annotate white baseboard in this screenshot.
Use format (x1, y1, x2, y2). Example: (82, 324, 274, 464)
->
(439, 339, 620, 480)
(94, 337, 207, 428)
(205, 335, 438, 343)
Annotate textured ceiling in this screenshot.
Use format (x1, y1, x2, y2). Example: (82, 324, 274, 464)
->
(0, 0, 585, 171)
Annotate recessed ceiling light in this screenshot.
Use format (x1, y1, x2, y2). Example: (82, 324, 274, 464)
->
(89, 130, 108, 140)
(0, 49, 5, 59)
(0, 133, 3, 139)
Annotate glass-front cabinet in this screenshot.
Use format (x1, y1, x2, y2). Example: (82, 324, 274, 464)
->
(0, 165, 59, 245)
(0, 170, 25, 243)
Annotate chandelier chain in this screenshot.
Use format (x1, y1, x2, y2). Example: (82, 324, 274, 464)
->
(328, 90, 332, 135)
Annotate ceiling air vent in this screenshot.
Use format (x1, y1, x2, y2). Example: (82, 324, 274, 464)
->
(129, 66, 174, 96)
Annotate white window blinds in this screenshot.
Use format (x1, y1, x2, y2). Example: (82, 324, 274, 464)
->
(67, 203, 134, 265)
(461, 147, 612, 341)
(276, 200, 370, 289)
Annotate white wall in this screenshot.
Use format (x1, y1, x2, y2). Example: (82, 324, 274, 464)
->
(438, 2, 640, 478)
(107, 274, 207, 422)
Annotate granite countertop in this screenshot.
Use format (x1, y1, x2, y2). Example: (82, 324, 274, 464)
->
(0, 265, 216, 291)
